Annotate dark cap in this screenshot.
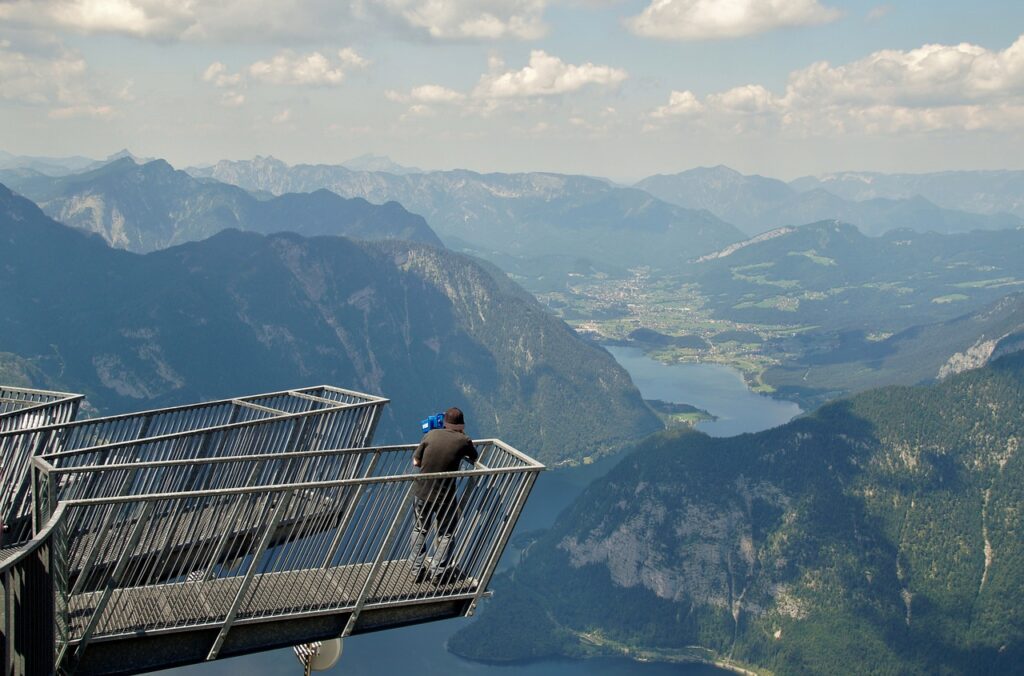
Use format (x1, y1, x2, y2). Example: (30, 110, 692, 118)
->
(444, 407, 465, 428)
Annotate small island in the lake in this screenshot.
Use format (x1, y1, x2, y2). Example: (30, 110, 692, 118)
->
(645, 399, 717, 427)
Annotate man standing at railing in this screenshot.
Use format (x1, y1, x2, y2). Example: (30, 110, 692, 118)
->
(410, 407, 478, 585)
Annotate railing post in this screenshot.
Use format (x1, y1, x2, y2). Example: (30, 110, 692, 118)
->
(342, 486, 413, 637)
(1, 568, 12, 675)
(206, 490, 294, 661)
(30, 457, 56, 536)
(52, 512, 71, 672)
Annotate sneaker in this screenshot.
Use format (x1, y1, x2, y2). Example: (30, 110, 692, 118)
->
(413, 567, 430, 584)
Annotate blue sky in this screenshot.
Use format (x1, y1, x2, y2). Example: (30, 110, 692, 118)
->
(1, 0, 1023, 180)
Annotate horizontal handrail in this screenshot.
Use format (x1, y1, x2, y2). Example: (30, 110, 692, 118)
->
(37, 439, 538, 475)
(64, 463, 539, 506)
(0, 503, 67, 574)
(41, 398, 387, 460)
(0, 385, 386, 441)
(0, 388, 83, 422)
(1, 389, 83, 546)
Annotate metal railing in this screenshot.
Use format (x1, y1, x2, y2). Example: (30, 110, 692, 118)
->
(41, 441, 541, 669)
(0, 386, 81, 423)
(4, 385, 544, 674)
(0, 387, 83, 547)
(5, 386, 387, 543)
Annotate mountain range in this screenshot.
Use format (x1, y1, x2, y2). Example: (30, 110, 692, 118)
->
(690, 220, 1024, 333)
(791, 170, 1024, 219)
(190, 156, 745, 285)
(453, 351, 1024, 674)
(0, 183, 659, 463)
(1, 157, 440, 253)
(637, 166, 1022, 237)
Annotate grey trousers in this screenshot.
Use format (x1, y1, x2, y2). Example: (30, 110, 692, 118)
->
(409, 494, 460, 575)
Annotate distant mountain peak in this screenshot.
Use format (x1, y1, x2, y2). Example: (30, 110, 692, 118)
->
(104, 149, 154, 164)
(340, 153, 422, 175)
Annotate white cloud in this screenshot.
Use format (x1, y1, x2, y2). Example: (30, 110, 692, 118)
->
(202, 62, 241, 88)
(650, 34, 1024, 134)
(401, 103, 436, 119)
(220, 91, 245, 107)
(0, 41, 116, 116)
(0, 0, 549, 42)
(200, 48, 367, 106)
(338, 47, 369, 69)
(707, 84, 779, 113)
(627, 0, 840, 40)
(272, 108, 292, 124)
(473, 50, 627, 98)
(0, 0, 194, 39)
(373, 0, 548, 40)
(249, 50, 351, 86)
(387, 84, 466, 104)
(651, 89, 703, 118)
(389, 51, 626, 120)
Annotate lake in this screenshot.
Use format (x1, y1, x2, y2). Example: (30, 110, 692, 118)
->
(169, 348, 799, 676)
(605, 346, 803, 437)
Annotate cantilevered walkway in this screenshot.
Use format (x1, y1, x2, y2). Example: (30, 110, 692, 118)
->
(0, 386, 543, 675)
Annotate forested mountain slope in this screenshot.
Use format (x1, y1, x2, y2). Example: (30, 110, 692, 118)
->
(0, 184, 658, 463)
(453, 352, 1024, 674)
(3, 157, 440, 252)
(692, 220, 1024, 332)
(766, 292, 1024, 406)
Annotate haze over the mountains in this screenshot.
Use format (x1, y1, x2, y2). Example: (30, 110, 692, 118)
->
(191, 155, 744, 279)
(7, 150, 1022, 245)
(637, 165, 1023, 236)
(1, 156, 441, 252)
(0, 182, 659, 463)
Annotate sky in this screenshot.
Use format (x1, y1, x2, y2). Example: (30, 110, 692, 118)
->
(1, 0, 1023, 181)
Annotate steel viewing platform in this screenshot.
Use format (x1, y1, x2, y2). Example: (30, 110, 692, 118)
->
(0, 386, 543, 675)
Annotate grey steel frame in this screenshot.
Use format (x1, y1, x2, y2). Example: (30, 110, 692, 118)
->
(0, 503, 69, 676)
(0, 387, 82, 547)
(4, 385, 544, 675)
(6, 386, 387, 544)
(31, 441, 541, 673)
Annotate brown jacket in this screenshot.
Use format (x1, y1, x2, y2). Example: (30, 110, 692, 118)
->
(412, 428, 478, 500)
